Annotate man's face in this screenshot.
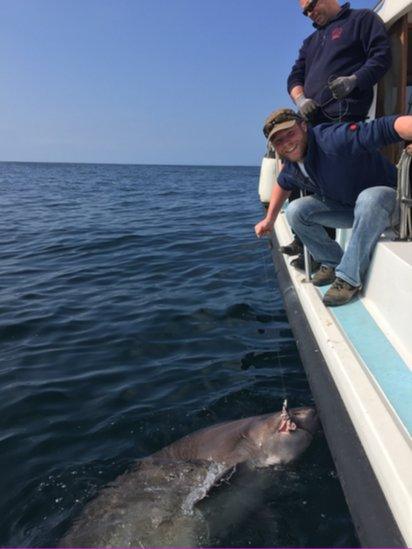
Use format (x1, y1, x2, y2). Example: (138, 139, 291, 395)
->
(270, 122, 308, 162)
(299, 0, 338, 27)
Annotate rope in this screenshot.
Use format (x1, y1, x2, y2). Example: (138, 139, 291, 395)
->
(318, 75, 349, 122)
(396, 151, 412, 240)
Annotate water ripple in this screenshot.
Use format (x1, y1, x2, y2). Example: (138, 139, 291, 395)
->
(0, 162, 358, 547)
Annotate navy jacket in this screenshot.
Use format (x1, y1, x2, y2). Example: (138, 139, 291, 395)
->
(278, 116, 399, 207)
(287, 3, 391, 119)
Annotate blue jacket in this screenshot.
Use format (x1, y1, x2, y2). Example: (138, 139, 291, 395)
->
(287, 3, 391, 119)
(278, 116, 400, 207)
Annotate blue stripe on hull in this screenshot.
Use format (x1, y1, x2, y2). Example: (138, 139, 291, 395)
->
(318, 287, 412, 435)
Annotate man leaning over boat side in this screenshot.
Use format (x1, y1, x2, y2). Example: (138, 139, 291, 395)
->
(280, 0, 391, 268)
(254, 108, 412, 307)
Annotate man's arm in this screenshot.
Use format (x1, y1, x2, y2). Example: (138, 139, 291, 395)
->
(287, 45, 306, 96)
(329, 12, 391, 100)
(394, 116, 412, 141)
(319, 115, 402, 156)
(353, 11, 392, 91)
(255, 183, 291, 238)
(287, 41, 317, 119)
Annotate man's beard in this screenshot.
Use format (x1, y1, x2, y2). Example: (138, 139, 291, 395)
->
(278, 143, 308, 163)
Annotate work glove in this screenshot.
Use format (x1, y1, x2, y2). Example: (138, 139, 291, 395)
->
(295, 94, 318, 120)
(329, 75, 357, 100)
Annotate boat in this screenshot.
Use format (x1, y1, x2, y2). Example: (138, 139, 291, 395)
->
(258, 1, 412, 547)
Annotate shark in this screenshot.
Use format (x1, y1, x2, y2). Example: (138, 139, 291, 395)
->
(60, 402, 319, 547)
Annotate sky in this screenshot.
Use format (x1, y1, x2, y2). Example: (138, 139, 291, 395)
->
(0, 0, 377, 166)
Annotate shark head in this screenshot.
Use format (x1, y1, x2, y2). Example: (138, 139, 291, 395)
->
(152, 403, 319, 470)
(246, 405, 319, 467)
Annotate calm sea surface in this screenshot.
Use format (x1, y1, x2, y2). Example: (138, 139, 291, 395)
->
(0, 162, 358, 547)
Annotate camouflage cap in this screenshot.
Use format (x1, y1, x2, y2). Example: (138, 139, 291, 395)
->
(263, 108, 302, 141)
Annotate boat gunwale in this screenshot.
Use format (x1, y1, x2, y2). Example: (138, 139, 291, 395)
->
(268, 216, 409, 548)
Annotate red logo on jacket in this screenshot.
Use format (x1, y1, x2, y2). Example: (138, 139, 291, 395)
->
(331, 27, 343, 40)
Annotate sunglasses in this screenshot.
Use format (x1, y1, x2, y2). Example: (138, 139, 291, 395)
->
(302, 0, 319, 16)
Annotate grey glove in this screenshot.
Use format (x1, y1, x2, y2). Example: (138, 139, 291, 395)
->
(329, 75, 357, 100)
(295, 94, 318, 120)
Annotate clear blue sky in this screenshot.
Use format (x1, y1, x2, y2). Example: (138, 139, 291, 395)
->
(0, 0, 376, 166)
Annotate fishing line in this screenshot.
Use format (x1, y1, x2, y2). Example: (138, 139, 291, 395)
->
(257, 235, 289, 402)
(318, 75, 349, 122)
(253, 87, 346, 405)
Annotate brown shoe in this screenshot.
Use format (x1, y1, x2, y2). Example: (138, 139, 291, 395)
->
(312, 265, 335, 287)
(323, 277, 359, 307)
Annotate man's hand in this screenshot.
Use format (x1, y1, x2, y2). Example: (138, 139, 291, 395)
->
(329, 75, 357, 100)
(405, 143, 412, 156)
(295, 94, 317, 120)
(255, 218, 274, 238)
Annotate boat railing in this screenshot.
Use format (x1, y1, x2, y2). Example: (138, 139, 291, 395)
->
(396, 149, 412, 240)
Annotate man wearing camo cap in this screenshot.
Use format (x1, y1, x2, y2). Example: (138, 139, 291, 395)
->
(254, 108, 408, 307)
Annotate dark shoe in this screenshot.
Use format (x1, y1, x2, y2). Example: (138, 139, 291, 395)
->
(312, 265, 335, 287)
(325, 227, 336, 239)
(280, 237, 303, 256)
(290, 254, 320, 272)
(323, 277, 359, 307)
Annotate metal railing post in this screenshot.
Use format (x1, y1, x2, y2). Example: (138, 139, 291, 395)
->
(397, 150, 412, 241)
(299, 190, 312, 282)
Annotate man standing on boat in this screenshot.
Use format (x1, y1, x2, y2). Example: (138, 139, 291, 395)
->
(254, 109, 410, 307)
(280, 0, 391, 265)
(289, 0, 391, 125)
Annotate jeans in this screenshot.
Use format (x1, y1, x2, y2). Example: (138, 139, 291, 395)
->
(285, 186, 397, 287)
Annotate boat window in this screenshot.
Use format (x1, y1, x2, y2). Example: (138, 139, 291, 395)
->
(376, 15, 407, 117)
(376, 14, 408, 162)
(406, 25, 412, 113)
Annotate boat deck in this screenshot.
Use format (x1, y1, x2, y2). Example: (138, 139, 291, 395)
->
(317, 284, 412, 438)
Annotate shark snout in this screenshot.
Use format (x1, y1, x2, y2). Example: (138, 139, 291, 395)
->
(291, 407, 319, 436)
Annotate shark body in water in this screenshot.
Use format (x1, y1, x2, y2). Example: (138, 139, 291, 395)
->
(60, 404, 318, 548)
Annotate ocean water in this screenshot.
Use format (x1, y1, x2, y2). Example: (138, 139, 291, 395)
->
(0, 162, 358, 548)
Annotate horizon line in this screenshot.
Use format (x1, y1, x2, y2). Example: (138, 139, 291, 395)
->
(0, 159, 260, 169)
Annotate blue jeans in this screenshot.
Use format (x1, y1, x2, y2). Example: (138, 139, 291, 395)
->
(285, 187, 397, 287)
